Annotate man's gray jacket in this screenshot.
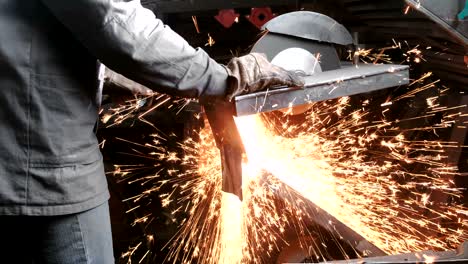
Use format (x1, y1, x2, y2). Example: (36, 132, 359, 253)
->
(0, 0, 228, 215)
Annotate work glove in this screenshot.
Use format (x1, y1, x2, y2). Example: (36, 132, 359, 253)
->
(224, 53, 304, 101)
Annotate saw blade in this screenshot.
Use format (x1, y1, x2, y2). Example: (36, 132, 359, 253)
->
(271, 48, 322, 115)
(271, 47, 322, 75)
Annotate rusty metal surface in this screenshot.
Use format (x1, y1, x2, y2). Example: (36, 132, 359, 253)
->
(234, 64, 409, 116)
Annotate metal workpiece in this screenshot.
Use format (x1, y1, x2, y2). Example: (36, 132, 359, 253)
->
(261, 171, 387, 261)
(234, 64, 409, 116)
(292, 195, 387, 258)
(261, 11, 354, 46)
(203, 101, 244, 200)
(320, 241, 468, 264)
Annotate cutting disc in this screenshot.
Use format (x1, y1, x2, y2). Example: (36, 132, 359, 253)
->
(250, 11, 353, 72)
(271, 48, 321, 115)
(271, 47, 322, 75)
(249, 11, 353, 114)
(252, 33, 341, 71)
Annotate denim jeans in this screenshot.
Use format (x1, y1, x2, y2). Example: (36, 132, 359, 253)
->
(0, 202, 114, 264)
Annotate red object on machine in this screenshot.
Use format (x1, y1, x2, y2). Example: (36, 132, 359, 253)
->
(215, 9, 240, 28)
(246, 7, 275, 29)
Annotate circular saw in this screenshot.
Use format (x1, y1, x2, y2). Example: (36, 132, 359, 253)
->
(204, 11, 410, 202)
(234, 11, 409, 116)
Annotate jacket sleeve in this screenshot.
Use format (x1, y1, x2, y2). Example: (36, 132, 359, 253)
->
(40, 0, 229, 99)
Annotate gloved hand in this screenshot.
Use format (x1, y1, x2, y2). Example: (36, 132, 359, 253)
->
(224, 53, 304, 101)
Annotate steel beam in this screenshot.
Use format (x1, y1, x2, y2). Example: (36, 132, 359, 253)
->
(234, 64, 409, 116)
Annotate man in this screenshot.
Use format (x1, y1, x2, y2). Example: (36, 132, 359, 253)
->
(0, 0, 302, 263)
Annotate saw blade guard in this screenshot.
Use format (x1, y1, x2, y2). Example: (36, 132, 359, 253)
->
(234, 11, 409, 117)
